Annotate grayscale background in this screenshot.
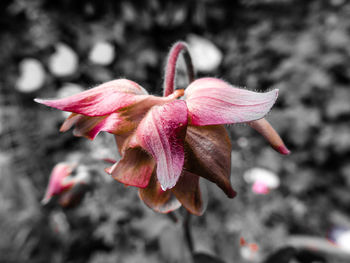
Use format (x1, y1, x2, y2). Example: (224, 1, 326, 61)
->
(1, 0, 350, 262)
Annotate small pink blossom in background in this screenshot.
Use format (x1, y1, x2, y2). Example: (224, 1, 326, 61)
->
(244, 167, 280, 195)
(252, 181, 270, 195)
(42, 163, 91, 208)
(42, 163, 76, 205)
(36, 41, 289, 215)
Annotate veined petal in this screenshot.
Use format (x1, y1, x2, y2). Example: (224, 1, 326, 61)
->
(171, 171, 204, 216)
(185, 78, 278, 126)
(42, 163, 75, 204)
(106, 147, 155, 188)
(35, 79, 149, 116)
(248, 118, 290, 155)
(136, 100, 188, 191)
(185, 125, 236, 198)
(138, 173, 181, 213)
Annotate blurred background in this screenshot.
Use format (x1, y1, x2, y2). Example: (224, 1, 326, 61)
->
(1, 0, 350, 262)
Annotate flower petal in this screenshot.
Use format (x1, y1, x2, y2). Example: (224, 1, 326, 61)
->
(60, 113, 81, 132)
(59, 183, 90, 208)
(35, 79, 149, 116)
(139, 173, 181, 213)
(60, 112, 127, 140)
(42, 163, 75, 204)
(106, 147, 155, 188)
(248, 118, 290, 155)
(136, 100, 188, 191)
(185, 125, 236, 198)
(185, 78, 278, 126)
(171, 171, 204, 216)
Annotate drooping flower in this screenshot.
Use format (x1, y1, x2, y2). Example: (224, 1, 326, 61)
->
(36, 41, 289, 215)
(42, 163, 91, 208)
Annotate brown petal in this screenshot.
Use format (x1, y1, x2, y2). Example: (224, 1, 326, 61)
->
(114, 133, 134, 155)
(138, 173, 181, 213)
(248, 118, 290, 155)
(106, 147, 155, 188)
(185, 125, 236, 198)
(59, 183, 90, 209)
(171, 171, 204, 216)
(60, 113, 81, 132)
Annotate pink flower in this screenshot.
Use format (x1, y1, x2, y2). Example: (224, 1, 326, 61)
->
(42, 163, 91, 208)
(36, 42, 289, 215)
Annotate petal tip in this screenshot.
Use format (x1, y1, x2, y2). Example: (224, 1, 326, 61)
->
(34, 98, 44, 104)
(104, 166, 113, 174)
(41, 197, 50, 206)
(277, 145, 291, 155)
(227, 188, 237, 198)
(160, 181, 176, 192)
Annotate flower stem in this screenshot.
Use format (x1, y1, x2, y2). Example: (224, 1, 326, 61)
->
(183, 210, 194, 253)
(163, 41, 195, 97)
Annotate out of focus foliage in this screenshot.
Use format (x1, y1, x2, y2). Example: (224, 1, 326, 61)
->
(1, 0, 350, 262)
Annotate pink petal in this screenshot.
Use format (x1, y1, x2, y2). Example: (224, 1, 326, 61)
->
(42, 163, 75, 204)
(252, 181, 270, 195)
(106, 147, 155, 188)
(136, 100, 188, 191)
(185, 78, 278, 126)
(35, 79, 149, 116)
(60, 113, 128, 140)
(171, 171, 204, 216)
(138, 173, 182, 213)
(248, 118, 290, 155)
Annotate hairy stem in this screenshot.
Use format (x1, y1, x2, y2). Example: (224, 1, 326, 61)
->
(163, 41, 195, 97)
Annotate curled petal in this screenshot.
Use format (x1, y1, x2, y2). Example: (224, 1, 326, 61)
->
(114, 133, 133, 155)
(185, 78, 278, 126)
(139, 173, 181, 213)
(106, 147, 155, 188)
(136, 100, 188, 191)
(171, 172, 204, 216)
(42, 163, 75, 204)
(60, 113, 81, 132)
(60, 113, 132, 140)
(185, 125, 236, 198)
(248, 118, 290, 155)
(35, 79, 149, 116)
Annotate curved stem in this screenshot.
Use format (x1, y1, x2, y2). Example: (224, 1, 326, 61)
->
(163, 42, 195, 97)
(286, 235, 350, 259)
